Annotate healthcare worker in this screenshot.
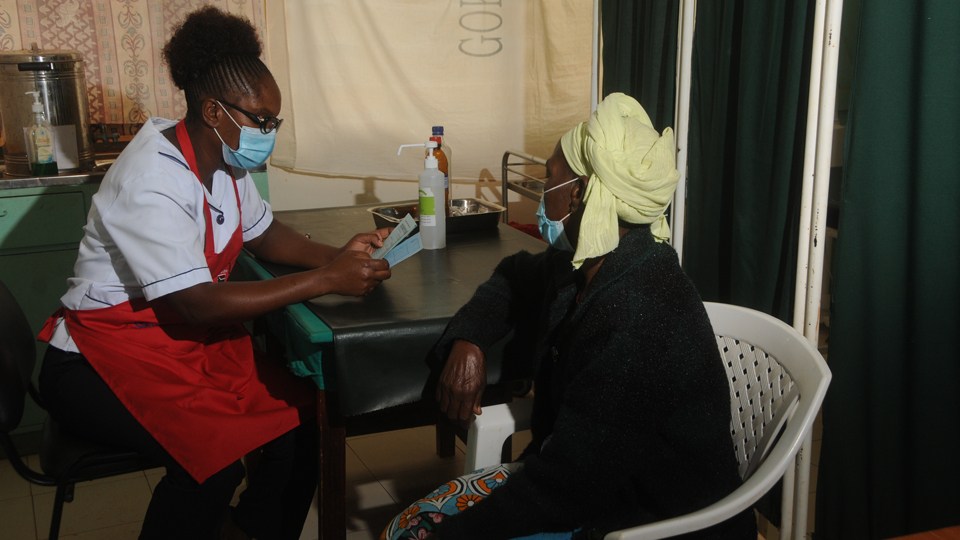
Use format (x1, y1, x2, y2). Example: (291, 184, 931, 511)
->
(37, 7, 391, 539)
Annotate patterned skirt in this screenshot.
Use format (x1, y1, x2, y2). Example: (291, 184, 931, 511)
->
(381, 463, 576, 540)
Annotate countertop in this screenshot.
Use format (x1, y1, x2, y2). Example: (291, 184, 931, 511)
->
(0, 157, 265, 191)
(0, 169, 107, 190)
(0, 162, 111, 190)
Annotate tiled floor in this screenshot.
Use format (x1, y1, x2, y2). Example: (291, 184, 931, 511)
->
(19, 407, 959, 540)
(0, 425, 530, 540)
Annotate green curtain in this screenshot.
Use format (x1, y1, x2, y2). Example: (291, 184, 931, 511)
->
(682, 1, 814, 320)
(600, 1, 678, 130)
(816, 1, 960, 537)
(601, 1, 813, 318)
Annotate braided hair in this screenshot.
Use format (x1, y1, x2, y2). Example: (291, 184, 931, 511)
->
(163, 6, 271, 120)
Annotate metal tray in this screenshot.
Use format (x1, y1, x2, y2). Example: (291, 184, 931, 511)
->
(369, 198, 505, 233)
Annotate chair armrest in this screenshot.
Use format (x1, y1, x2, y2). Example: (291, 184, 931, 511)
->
(604, 429, 805, 539)
(604, 463, 778, 539)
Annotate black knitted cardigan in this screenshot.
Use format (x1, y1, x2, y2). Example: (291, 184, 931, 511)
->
(430, 226, 757, 539)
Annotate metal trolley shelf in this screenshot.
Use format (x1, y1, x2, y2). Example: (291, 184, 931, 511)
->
(500, 150, 547, 223)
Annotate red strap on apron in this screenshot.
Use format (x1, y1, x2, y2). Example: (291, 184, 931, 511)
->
(176, 120, 243, 281)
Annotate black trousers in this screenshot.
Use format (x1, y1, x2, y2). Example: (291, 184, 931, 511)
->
(39, 345, 318, 540)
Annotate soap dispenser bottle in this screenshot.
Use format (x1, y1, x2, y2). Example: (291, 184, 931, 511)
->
(398, 141, 446, 249)
(24, 91, 58, 176)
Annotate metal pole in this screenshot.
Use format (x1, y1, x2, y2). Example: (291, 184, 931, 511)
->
(793, 0, 828, 334)
(672, 0, 696, 264)
(591, 0, 600, 110)
(795, 6, 843, 538)
(804, 0, 844, 351)
(791, 1, 844, 539)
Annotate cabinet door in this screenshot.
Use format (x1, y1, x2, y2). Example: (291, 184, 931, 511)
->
(0, 249, 79, 433)
(0, 191, 87, 251)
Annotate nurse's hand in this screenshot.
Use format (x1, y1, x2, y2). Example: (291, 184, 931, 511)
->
(318, 250, 391, 296)
(342, 228, 392, 255)
(436, 339, 486, 423)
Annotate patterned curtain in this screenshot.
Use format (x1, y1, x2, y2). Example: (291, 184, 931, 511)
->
(0, 0, 265, 125)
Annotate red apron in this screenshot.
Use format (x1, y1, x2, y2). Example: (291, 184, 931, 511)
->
(40, 121, 311, 483)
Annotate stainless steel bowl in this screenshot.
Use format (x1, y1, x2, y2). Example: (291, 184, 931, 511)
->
(450, 198, 497, 216)
(369, 198, 505, 233)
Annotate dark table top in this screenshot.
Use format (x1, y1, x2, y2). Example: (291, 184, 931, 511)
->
(262, 203, 545, 415)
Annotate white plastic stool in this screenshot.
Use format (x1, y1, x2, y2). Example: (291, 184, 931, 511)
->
(464, 398, 534, 474)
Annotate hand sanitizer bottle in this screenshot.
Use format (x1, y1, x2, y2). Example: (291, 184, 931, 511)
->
(24, 91, 58, 176)
(398, 141, 446, 249)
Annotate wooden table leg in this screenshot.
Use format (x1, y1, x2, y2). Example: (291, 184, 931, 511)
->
(317, 390, 346, 540)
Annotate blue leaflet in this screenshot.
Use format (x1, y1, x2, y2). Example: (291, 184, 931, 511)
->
(384, 233, 422, 267)
(372, 214, 421, 266)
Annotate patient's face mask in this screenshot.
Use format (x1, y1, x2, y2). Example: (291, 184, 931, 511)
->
(214, 101, 277, 170)
(536, 176, 579, 252)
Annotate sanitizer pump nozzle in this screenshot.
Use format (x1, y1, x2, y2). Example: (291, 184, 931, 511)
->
(25, 91, 44, 117)
(396, 141, 439, 169)
(397, 141, 445, 249)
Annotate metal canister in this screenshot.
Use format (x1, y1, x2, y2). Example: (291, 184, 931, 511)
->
(0, 45, 94, 176)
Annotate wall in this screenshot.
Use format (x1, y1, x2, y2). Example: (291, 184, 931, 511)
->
(261, 1, 576, 222)
(0, 0, 544, 222)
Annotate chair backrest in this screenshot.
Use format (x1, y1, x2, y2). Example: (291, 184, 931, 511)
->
(704, 302, 831, 482)
(0, 280, 37, 434)
(605, 305, 830, 539)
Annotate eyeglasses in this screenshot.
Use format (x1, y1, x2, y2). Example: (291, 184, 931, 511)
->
(217, 99, 283, 134)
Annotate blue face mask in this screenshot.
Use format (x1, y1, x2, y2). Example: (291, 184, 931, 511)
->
(214, 101, 277, 170)
(536, 176, 579, 252)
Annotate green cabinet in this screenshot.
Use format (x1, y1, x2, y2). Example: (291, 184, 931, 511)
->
(0, 182, 100, 434)
(0, 171, 269, 436)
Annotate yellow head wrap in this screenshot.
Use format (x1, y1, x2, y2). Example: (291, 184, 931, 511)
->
(560, 93, 680, 269)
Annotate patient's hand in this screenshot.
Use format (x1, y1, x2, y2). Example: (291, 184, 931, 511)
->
(436, 339, 486, 423)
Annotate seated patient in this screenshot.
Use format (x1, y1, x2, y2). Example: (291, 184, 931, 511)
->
(383, 93, 757, 539)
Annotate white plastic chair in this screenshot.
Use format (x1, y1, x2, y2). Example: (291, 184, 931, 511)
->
(464, 302, 831, 540)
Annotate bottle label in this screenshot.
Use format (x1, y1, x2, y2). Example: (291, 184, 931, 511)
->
(419, 188, 436, 226)
(37, 142, 55, 163)
(29, 126, 56, 164)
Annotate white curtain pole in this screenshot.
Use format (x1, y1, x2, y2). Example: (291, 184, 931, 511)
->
(804, 0, 844, 345)
(790, 2, 843, 540)
(591, 0, 600, 110)
(792, 0, 828, 334)
(671, 0, 696, 264)
(785, 4, 828, 539)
